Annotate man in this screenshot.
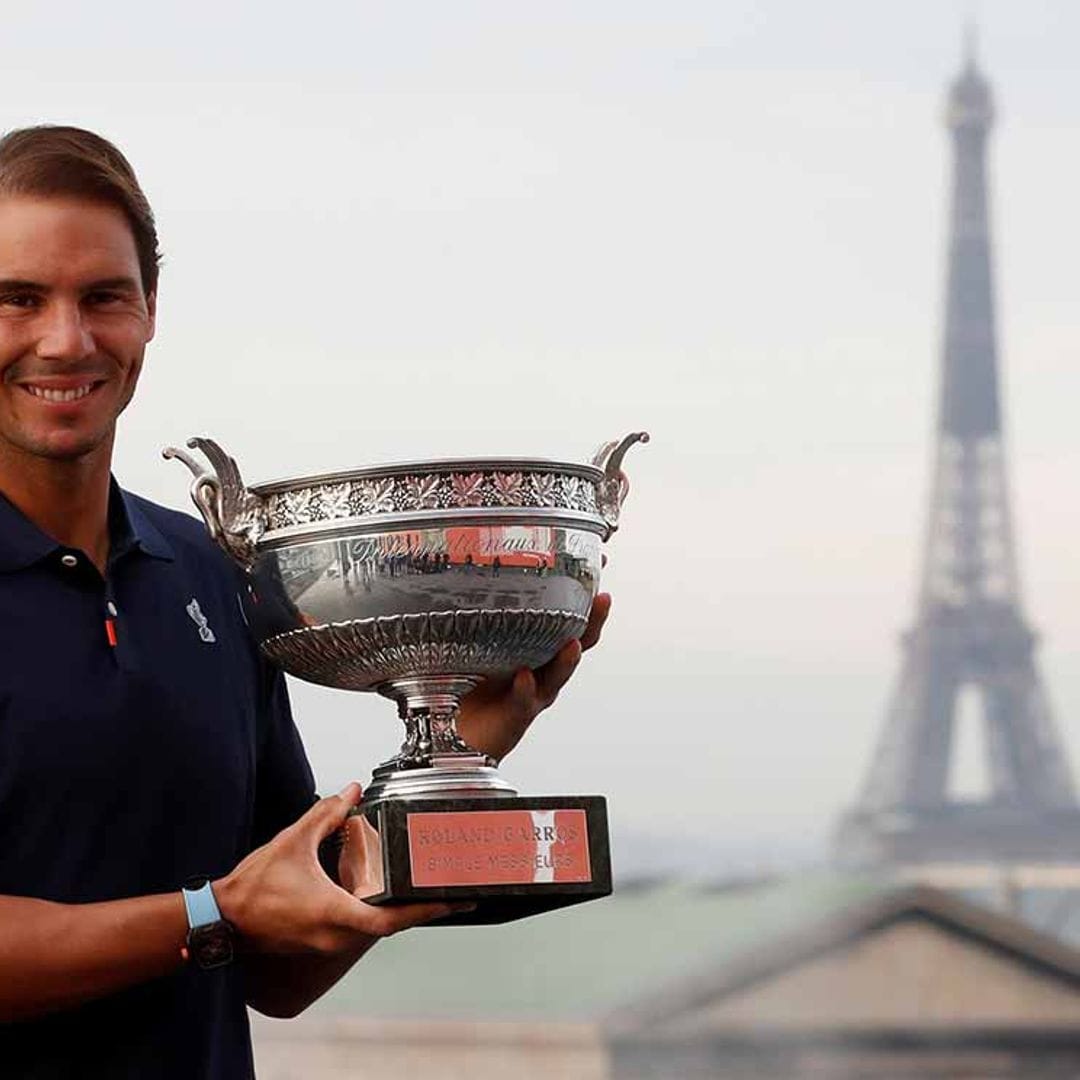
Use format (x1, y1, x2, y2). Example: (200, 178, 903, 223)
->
(0, 126, 610, 1077)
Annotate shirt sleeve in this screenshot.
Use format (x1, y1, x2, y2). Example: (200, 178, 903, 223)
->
(250, 662, 318, 849)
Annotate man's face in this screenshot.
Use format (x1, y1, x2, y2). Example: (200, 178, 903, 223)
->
(0, 195, 155, 464)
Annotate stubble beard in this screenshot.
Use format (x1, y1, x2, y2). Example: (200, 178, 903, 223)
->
(0, 412, 117, 469)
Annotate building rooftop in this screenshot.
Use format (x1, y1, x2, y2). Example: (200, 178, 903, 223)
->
(313, 873, 886, 1021)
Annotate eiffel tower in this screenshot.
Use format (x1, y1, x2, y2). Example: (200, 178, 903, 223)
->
(836, 43, 1080, 867)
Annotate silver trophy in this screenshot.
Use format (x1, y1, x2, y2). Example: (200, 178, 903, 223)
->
(165, 433, 647, 920)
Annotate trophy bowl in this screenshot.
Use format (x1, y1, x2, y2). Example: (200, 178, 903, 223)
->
(164, 433, 648, 816)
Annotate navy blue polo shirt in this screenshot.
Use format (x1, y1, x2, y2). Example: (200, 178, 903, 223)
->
(0, 483, 316, 1078)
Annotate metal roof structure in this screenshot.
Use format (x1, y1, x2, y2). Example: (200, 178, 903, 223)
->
(312, 874, 885, 1021)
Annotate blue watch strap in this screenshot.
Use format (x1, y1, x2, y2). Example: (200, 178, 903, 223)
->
(181, 879, 222, 929)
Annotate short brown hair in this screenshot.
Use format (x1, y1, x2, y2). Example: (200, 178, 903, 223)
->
(0, 125, 161, 295)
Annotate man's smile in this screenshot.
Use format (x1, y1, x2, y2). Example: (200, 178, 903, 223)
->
(19, 380, 103, 404)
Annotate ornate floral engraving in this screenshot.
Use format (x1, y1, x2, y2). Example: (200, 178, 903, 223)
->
(280, 488, 314, 525)
(320, 482, 351, 520)
(493, 472, 524, 506)
(357, 478, 396, 514)
(405, 474, 442, 509)
(451, 472, 486, 508)
(530, 473, 558, 506)
(261, 468, 608, 532)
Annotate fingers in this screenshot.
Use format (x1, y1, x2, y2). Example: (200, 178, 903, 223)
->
(510, 667, 538, 717)
(341, 896, 474, 938)
(339, 813, 385, 897)
(337, 782, 363, 808)
(533, 638, 583, 707)
(295, 783, 363, 846)
(512, 593, 610, 712)
(345, 812, 381, 863)
(453, 592, 612, 762)
(579, 593, 611, 651)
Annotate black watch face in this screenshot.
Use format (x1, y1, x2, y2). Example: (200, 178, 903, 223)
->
(189, 922, 234, 969)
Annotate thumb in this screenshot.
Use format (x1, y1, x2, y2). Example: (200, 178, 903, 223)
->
(298, 782, 363, 844)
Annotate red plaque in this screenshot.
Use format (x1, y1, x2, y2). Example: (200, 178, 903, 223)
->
(407, 808, 592, 888)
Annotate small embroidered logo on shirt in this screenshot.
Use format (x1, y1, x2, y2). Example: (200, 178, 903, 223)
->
(186, 598, 217, 644)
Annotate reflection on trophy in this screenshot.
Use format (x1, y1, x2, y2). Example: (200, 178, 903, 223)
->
(165, 433, 647, 922)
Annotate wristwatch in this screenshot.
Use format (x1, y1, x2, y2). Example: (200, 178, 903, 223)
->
(181, 878, 234, 969)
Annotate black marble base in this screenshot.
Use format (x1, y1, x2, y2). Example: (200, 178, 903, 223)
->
(363, 794, 612, 925)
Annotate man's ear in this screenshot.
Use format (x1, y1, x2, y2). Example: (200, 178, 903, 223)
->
(145, 291, 157, 342)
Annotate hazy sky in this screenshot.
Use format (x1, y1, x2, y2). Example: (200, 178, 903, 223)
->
(5, 1, 1080, 865)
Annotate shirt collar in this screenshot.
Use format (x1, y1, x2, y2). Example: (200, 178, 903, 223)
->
(0, 479, 174, 573)
(0, 492, 56, 571)
(114, 484, 174, 563)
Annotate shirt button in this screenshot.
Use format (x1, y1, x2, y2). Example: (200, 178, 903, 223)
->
(60, 554, 79, 569)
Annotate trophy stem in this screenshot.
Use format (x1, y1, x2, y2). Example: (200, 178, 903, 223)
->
(400, 701, 477, 762)
(363, 675, 518, 808)
(383, 675, 489, 766)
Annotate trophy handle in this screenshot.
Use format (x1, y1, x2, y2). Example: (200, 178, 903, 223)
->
(591, 431, 650, 536)
(162, 437, 266, 570)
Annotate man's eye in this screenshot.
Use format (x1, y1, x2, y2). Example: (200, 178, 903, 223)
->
(85, 291, 124, 306)
(0, 294, 40, 309)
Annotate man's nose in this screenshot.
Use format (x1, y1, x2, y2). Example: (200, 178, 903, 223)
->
(35, 302, 95, 361)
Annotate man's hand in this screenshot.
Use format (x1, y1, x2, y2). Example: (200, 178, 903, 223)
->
(215, 783, 455, 955)
(455, 593, 612, 763)
(337, 804, 391, 900)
